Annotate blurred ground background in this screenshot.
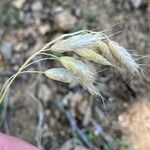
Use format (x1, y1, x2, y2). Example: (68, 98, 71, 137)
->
(0, 0, 150, 150)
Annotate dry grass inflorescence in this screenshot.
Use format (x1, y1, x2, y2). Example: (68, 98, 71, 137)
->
(0, 30, 143, 103)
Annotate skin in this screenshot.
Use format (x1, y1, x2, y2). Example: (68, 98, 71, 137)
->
(0, 133, 37, 150)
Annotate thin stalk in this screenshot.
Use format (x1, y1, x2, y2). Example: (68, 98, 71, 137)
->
(0, 75, 15, 97)
(0, 59, 49, 97)
(24, 57, 56, 69)
(28, 92, 44, 150)
(0, 70, 45, 99)
(19, 70, 45, 74)
(0, 42, 51, 103)
(37, 52, 59, 60)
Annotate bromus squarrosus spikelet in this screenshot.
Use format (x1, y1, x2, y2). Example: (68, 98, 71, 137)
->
(75, 48, 113, 66)
(108, 40, 141, 75)
(45, 68, 78, 83)
(59, 56, 95, 83)
(50, 32, 104, 52)
(98, 41, 116, 64)
(45, 68, 101, 97)
(0, 29, 143, 104)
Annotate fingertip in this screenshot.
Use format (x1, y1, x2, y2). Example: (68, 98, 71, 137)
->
(0, 133, 38, 150)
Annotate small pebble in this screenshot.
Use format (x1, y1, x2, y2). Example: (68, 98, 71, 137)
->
(0, 41, 13, 61)
(39, 24, 51, 35)
(32, 1, 43, 11)
(13, 0, 25, 9)
(54, 10, 77, 31)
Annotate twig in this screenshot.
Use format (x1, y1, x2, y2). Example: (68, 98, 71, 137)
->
(0, 94, 9, 127)
(54, 100, 95, 150)
(28, 92, 44, 150)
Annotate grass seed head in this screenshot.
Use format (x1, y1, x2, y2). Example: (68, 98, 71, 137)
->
(108, 40, 140, 74)
(75, 48, 112, 66)
(50, 32, 104, 53)
(59, 56, 95, 83)
(45, 68, 77, 83)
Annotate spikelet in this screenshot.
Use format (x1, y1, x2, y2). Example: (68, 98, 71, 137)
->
(108, 40, 140, 74)
(75, 48, 112, 66)
(45, 68, 77, 83)
(45, 68, 102, 97)
(50, 32, 104, 53)
(59, 56, 95, 83)
(84, 83, 102, 97)
(98, 41, 116, 64)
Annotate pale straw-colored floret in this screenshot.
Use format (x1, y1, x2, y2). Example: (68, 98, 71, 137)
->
(84, 83, 102, 97)
(108, 40, 140, 74)
(75, 48, 112, 66)
(45, 68, 102, 97)
(98, 41, 116, 64)
(50, 32, 104, 53)
(45, 68, 78, 83)
(59, 56, 95, 83)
